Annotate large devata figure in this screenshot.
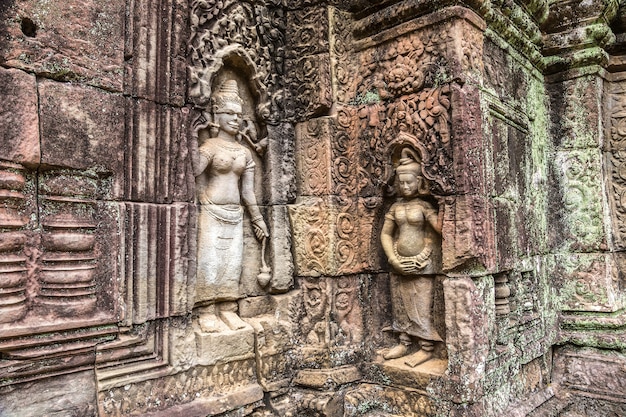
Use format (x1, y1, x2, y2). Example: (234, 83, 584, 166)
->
(380, 147, 444, 367)
(194, 80, 269, 304)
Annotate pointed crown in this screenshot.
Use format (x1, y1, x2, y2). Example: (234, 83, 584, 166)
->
(212, 79, 243, 112)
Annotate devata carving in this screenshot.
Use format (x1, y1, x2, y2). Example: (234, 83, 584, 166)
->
(194, 79, 269, 304)
(380, 144, 444, 367)
(194, 80, 269, 303)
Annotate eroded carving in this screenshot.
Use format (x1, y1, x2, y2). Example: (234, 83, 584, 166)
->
(194, 80, 269, 305)
(331, 276, 363, 346)
(379, 144, 445, 368)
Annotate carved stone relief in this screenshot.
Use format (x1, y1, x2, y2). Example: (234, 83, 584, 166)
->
(379, 143, 445, 368)
(188, 0, 285, 125)
(3, 1, 626, 416)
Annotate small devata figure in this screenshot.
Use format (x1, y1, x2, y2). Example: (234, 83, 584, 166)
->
(194, 79, 269, 306)
(380, 146, 443, 367)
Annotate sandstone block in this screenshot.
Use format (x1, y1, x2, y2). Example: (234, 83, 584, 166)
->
(0, 67, 40, 166)
(0, 0, 125, 91)
(38, 80, 124, 190)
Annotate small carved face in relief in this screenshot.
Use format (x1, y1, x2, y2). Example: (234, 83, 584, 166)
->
(397, 172, 424, 198)
(214, 101, 242, 136)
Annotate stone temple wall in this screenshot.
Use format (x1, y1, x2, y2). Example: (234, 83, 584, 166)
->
(0, 1, 625, 416)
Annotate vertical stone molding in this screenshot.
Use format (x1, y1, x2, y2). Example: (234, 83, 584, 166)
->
(119, 202, 194, 325)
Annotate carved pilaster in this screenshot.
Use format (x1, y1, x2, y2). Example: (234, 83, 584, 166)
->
(0, 162, 31, 324)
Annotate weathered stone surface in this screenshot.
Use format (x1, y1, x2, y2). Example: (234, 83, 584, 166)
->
(553, 345, 626, 400)
(548, 149, 608, 253)
(98, 360, 263, 416)
(0, 67, 40, 166)
(2, 1, 626, 416)
(118, 202, 195, 325)
(548, 253, 624, 313)
(124, 0, 188, 106)
(441, 194, 496, 273)
(123, 99, 192, 203)
(0, 370, 97, 417)
(38, 80, 125, 191)
(548, 76, 604, 149)
(0, 0, 125, 91)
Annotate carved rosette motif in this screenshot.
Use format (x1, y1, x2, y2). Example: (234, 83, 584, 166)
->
(335, 26, 456, 199)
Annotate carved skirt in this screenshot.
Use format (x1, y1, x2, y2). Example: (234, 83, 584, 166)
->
(196, 203, 244, 303)
(390, 274, 443, 342)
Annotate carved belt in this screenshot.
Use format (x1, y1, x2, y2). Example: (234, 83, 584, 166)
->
(201, 201, 243, 225)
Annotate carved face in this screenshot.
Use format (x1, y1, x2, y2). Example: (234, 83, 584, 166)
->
(214, 101, 242, 136)
(397, 172, 424, 197)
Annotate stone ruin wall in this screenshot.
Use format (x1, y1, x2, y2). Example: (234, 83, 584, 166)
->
(0, 0, 625, 416)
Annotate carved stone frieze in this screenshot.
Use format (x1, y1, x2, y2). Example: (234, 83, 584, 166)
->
(99, 359, 263, 416)
(286, 6, 329, 58)
(330, 276, 364, 347)
(343, 383, 434, 417)
(289, 198, 333, 277)
(552, 345, 626, 400)
(607, 82, 626, 249)
(290, 276, 363, 353)
(292, 115, 365, 276)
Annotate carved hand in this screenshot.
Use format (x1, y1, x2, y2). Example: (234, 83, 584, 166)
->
(252, 218, 269, 241)
(388, 257, 405, 274)
(390, 257, 427, 275)
(398, 259, 425, 274)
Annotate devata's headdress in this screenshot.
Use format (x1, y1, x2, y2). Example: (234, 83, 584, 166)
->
(395, 148, 422, 176)
(212, 79, 243, 113)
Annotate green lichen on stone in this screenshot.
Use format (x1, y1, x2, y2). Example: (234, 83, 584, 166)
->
(351, 90, 381, 106)
(355, 399, 393, 415)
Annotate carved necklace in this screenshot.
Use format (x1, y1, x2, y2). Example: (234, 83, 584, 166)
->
(215, 138, 245, 153)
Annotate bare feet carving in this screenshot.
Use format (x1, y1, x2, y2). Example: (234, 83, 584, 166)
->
(383, 343, 409, 360)
(404, 349, 433, 367)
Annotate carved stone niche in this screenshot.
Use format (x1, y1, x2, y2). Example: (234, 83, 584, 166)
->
(374, 136, 448, 377)
(189, 58, 295, 367)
